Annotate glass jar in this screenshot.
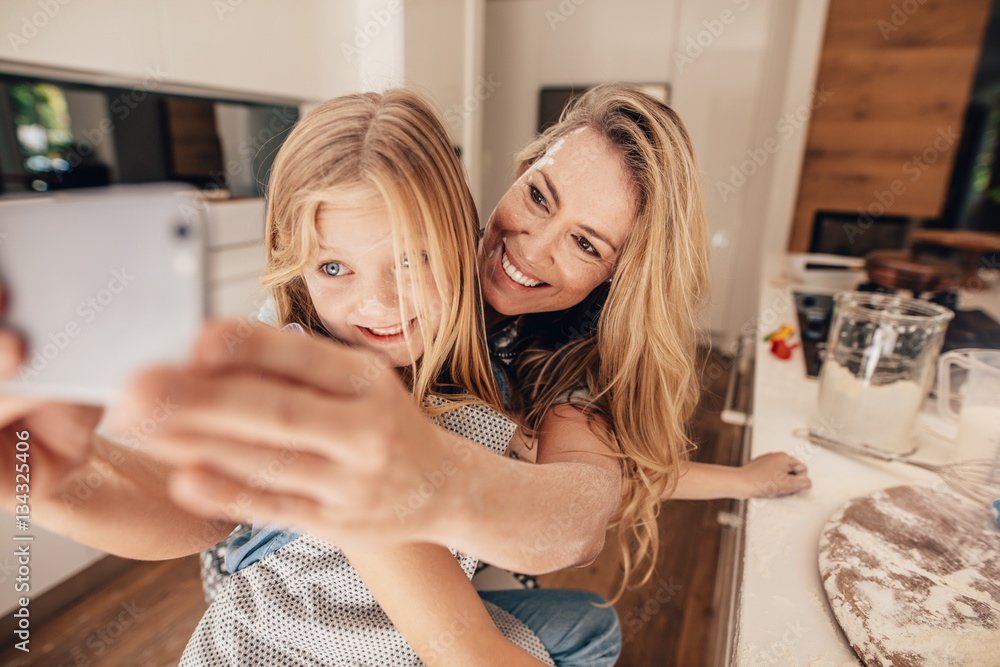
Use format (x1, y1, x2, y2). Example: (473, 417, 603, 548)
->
(811, 292, 954, 454)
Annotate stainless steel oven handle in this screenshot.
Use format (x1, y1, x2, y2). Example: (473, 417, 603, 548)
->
(720, 333, 754, 427)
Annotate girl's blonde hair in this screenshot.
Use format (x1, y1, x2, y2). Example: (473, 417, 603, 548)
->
(511, 85, 710, 601)
(261, 89, 502, 412)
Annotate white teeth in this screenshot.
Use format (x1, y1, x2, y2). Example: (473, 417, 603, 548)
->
(502, 250, 542, 287)
(368, 323, 406, 336)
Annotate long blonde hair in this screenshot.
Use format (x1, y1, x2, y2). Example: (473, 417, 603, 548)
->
(511, 85, 710, 600)
(261, 89, 502, 412)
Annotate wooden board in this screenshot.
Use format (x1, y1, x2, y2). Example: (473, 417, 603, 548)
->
(786, 0, 994, 253)
(819, 484, 1000, 665)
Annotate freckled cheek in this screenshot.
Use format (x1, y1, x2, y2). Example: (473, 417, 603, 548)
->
(303, 279, 353, 323)
(491, 197, 525, 234)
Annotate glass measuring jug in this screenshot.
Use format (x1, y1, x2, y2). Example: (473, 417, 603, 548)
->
(812, 292, 954, 454)
(937, 349, 1000, 462)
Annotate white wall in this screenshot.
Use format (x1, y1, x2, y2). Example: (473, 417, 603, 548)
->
(482, 0, 680, 221)
(669, 0, 774, 346)
(405, 0, 465, 124)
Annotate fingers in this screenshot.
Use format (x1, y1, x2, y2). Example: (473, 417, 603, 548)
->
(0, 298, 38, 423)
(784, 454, 808, 476)
(0, 394, 42, 427)
(166, 465, 314, 527)
(190, 320, 393, 397)
(148, 432, 351, 507)
(27, 403, 103, 462)
(776, 454, 811, 494)
(0, 283, 27, 378)
(167, 466, 364, 543)
(108, 365, 386, 470)
(746, 452, 812, 497)
(781, 470, 812, 493)
(0, 330, 23, 378)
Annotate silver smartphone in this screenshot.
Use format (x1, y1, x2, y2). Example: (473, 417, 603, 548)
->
(0, 184, 206, 404)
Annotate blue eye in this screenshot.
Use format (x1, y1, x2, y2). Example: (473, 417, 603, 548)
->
(321, 262, 346, 276)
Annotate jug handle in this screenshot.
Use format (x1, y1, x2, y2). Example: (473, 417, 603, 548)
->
(936, 350, 970, 423)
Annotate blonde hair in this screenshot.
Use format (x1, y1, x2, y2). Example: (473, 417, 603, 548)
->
(261, 89, 502, 412)
(511, 85, 710, 601)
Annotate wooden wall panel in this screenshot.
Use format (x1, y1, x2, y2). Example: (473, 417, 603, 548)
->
(787, 0, 993, 253)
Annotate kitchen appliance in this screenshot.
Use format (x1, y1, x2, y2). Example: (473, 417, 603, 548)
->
(802, 429, 1000, 506)
(810, 292, 953, 454)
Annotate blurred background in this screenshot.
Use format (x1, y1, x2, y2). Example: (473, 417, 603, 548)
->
(0, 1, 997, 664)
(1, 0, 996, 347)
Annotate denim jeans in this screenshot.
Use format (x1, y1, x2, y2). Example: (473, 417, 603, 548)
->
(479, 589, 621, 667)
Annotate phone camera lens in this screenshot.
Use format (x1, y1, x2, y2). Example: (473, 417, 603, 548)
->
(175, 223, 190, 238)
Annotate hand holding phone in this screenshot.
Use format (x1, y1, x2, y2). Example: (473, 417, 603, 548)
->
(0, 283, 105, 503)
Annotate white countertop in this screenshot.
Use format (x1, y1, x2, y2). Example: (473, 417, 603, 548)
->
(734, 278, 1000, 666)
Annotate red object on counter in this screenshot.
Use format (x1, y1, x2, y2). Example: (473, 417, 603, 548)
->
(770, 338, 800, 360)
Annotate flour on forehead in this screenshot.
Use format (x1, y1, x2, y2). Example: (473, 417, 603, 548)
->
(527, 126, 590, 173)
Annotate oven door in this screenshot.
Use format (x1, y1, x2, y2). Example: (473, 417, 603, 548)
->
(706, 332, 755, 667)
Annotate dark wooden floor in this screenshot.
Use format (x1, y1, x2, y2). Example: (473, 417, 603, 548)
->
(0, 351, 740, 666)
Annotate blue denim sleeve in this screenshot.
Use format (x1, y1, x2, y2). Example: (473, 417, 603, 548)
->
(225, 523, 301, 573)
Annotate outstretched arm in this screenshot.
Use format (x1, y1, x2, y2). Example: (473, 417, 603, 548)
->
(449, 406, 621, 572)
(668, 453, 810, 500)
(0, 314, 234, 561)
(26, 432, 236, 560)
(122, 321, 620, 574)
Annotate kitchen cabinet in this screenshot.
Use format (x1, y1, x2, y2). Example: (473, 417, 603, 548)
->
(204, 197, 269, 318)
(0, 0, 357, 102)
(0, 0, 163, 84)
(0, 525, 105, 619)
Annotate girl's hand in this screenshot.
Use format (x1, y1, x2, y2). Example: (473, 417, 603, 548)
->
(107, 320, 470, 551)
(738, 452, 811, 498)
(0, 287, 104, 504)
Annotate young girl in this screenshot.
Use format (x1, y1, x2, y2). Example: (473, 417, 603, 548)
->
(173, 90, 568, 665)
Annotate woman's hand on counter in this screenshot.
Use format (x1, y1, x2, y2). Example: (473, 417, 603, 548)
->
(736, 452, 811, 498)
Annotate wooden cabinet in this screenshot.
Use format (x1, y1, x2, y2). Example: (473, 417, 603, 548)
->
(787, 0, 993, 252)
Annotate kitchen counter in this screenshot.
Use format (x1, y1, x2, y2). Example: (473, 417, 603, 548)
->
(733, 277, 1000, 666)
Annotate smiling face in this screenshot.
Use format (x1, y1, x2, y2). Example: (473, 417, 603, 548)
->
(302, 200, 441, 368)
(479, 127, 638, 318)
